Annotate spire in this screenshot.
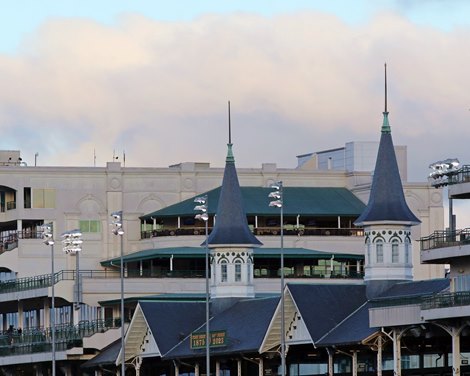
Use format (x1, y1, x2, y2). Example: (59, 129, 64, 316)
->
(207, 104, 262, 247)
(381, 63, 391, 134)
(226, 101, 235, 163)
(355, 65, 420, 226)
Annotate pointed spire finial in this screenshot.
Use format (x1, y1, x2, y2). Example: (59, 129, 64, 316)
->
(381, 63, 391, 134)
(226, 100, 235, 163)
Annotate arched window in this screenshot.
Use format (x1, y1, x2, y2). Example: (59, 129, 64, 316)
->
(376, 240, 384, 263)
(221, 260, 228, 282)
(405, 238, 410, 264)
(235, 260, 242, 282)
(392, 240, 399, 263)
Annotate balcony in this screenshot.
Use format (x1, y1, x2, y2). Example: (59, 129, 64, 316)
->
(421, 291, 470, 321)
(141, 226, 364, 239)
(0, 318, 122, 358)
(420, 228, 470, 263)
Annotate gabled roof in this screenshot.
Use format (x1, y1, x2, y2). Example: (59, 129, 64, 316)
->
(207, 143, 262, 247)
(100, 247, 363, 267)
(140, 301, 206, 356)
(355, 112, 420, 226)
(81, 339, 121, 369)
(316, 302, 377, 346)
(287, 284, 367, 343)
(164, 297, 278, 359)
(141, 187, 366, 219)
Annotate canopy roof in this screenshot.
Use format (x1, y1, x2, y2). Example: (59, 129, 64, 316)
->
(141, 187, 366, 220)
(100, 246, 364, 267)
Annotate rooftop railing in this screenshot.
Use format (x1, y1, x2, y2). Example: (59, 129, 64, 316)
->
(420, 228, 470, 251)
(421, 291, 470, 310)
(371, 291, 470, 311)
(0, 318, 122, 357)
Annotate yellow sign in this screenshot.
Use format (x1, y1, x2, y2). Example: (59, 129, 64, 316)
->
(190, 330, 227, 349)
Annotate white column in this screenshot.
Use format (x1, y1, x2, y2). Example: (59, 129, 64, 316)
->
(352, 351, 358, 376)
(18, 300, 24, 330)
(393, 329, 401, 376)
(377, 336, 383, 376)
(327, 348, 334, 376)
(174, 363, 180, 376)
(216, 360, 220, 376)
(259, 358, 264, 376)
(237, 359, 242, 376)
(452, 327, 461, 376)
(43, 298, 50, 331)
(195, 363, 199, 376)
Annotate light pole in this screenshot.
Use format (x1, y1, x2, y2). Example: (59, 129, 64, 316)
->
(111, 211, 125, 376)
(194, 196, 210, 376)
(269, 181, 285, 376)
(61, 230, 83, 319)
(42, 223, 55, 376)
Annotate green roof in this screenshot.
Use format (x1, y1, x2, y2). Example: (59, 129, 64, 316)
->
(140, 187, 366, 220)
(101, 247, 363, 267)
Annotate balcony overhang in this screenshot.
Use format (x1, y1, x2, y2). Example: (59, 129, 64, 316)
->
(421, 244, 470, 264)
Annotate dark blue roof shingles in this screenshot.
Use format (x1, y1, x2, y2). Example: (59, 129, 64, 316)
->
(207, 144, 262, 247)
(164, 297, 278, 359)
(355, 113, 420, 225)
(140, 301, 206, 356)
(287, 284, 367, 343)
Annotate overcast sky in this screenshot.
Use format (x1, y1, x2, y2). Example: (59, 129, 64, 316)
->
(1, 0, 470, 183)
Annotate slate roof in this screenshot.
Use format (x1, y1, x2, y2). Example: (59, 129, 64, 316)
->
(140, 301, 206, 356)
(164, 297, 278, 359)
(100, 246, 363, 267)
(141, 187, 366, 219)
(81, 339, 121, 369)
(316, 302, 376, 346)
(206, 144, 262, 246)
(375, 278, 450, 300)
(355, 112, 420, 225)
(287, 284, 367, 343)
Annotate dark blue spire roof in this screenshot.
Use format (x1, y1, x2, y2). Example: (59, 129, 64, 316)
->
(207, 144, 262, 247)
(355, 112, 420, 226)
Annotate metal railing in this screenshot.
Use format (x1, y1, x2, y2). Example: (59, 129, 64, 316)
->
(420, 228, 470, 251)
(141, 226, 364, 239)
(0, 270, 122, 295)
(0, 318, 122, 357)
(421, 291, 470, 310)
(370, 294, 432, 309)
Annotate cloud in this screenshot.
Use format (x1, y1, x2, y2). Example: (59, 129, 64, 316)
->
(0, 11, 469, 180)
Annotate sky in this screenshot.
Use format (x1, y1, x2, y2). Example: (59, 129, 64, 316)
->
(1, 0, 470, 188)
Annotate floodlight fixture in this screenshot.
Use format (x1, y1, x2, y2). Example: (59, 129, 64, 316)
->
(196, 213, 209, 222)
(194, 205, 207, 213)
(194, 196, 207, 204)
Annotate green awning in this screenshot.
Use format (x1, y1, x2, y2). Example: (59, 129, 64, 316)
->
(101, 247, 363, 267)
(140, 187, 366, 220)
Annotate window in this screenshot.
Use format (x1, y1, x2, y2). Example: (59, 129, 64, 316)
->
(79, 220, 102, 233)
(392, 240, 399, 263)
(221, 261, 227, 282)
(376, 240, 384, 263)
(235, 260, 242, 282)
(405, 239, 410, 264)
(32, 189, 55, 208)
(24, 187, 31, 208)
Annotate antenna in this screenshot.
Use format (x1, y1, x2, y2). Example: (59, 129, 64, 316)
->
(384, 62, 388, 113)
(93, 149, 96, 167)
(228, 100, 231, 144)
